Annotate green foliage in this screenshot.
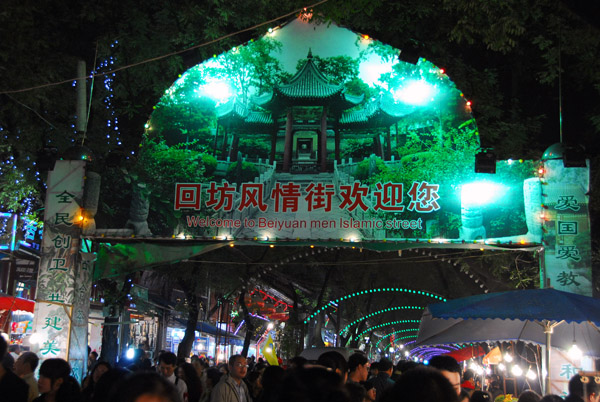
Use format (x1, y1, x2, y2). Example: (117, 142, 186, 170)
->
(340, 138, 374, 160)
(354, 156, 388, 182)
(201, 153, 217, 177)
(207, 37, 284, 101)
(133, 138, 209, 234)
(225, 161, 259, 183)
(238, 138, 270, 160)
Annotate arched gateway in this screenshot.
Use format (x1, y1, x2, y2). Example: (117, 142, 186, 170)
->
(29, 16, 592, 382)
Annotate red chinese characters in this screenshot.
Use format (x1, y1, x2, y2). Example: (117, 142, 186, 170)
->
(407, 181, 440, 212)
(339, 182, 370, 212)
(271, 182, 302, 212)
(174, 183, 202, 211)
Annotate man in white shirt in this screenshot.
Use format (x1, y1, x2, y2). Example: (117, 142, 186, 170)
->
(158, 351, 188, 402)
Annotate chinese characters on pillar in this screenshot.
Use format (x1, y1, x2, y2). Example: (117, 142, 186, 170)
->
(541, 160, 593, 296)
(32, 161, 86, 361)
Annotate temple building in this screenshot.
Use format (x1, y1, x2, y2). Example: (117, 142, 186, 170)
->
(216, 51, 414, 172)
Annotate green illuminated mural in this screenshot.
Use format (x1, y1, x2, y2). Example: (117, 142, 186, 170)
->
(138, 17, 539, 244)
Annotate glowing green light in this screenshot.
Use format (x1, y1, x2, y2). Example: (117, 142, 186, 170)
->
(393, 80, 437, 105)
(461, 182, 507, 206)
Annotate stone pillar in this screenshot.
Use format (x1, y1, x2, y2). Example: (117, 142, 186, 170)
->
(320, 106, 328, 172)
(334, 127, 341, 164)
(541, 154, 592, 295)
(270, 128, 278, 165)
(386, 127, 392, 161)
(283, 108, 293, 172)
(31, 160, 93, 382)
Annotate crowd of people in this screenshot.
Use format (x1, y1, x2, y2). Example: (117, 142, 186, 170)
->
(1, 336, 598, 402)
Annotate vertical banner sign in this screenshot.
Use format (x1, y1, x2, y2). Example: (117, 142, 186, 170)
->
(542, 159, 592, 296)
(32, 160, 87, 379)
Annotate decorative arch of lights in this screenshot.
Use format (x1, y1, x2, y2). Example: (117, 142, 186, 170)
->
(341, 307, 423, 336)
(303, 288, 446, 324)
(375, 329, 420, 349)
(380, 335, 419, 352)
(357, 321, 420, 339)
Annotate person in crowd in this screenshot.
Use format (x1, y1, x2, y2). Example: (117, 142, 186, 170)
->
(368, 362, 379, 380)
(255, 365, 284, 402)
(34, 358, 82, 402)
(369, 358, 394, 402)
(346, 381, 367, 402)
(428, 355, 462, 396)
(347, 353, 370, 384)
(82, 361, 111, 401)
(539, 395, 564, 402)
(565, 374, 600, 402)
(109, 371, 180, 402)
(158, 352, 188, 402)
(191, 356, 208, 391)
(381, 366, 458, 402)
(317, 351, 349, 383)
(200, 368, 223, 402)
(287, 356, 307, 370)
(461, 370, 476, 394)
(363, 379, 376, 402)
(90, 367, 129, 402)
(470, 390, 491, 402)
(278, 366, 350, 402)
(178, 362, 203, 402)
(245, 370, 262, 401)
(0, 335, 29, 402)
(9, 344, 21, 360)
(458, 389, 470, 402)
(210, 354, 252, 402)
(15, 351, 40, 402)
(87, 351, 98, 375)
(517, 390, 541, 402)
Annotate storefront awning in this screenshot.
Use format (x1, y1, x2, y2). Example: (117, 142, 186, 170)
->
(0, 295, 34, 313)
(172, 317, 245, 346)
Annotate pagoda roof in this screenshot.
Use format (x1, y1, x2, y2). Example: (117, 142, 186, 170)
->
(339, 94, 415, 128)
(254, 50, 364, 109)
(216, 98, 274, 131)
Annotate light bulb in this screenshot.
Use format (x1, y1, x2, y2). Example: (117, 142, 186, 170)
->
(526, 368, 537, 380)
(504, 353, 513, 362)
(511, 365, 523, 376)
(568, 344, 583, 359)
(498, 363, 506, 371)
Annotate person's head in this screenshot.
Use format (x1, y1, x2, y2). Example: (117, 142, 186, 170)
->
(14, 351, 39, 376)
(158, 352, 178, 378)
(92, 361, 112, 383)
(377, 358, 393, 375)
(428, 355, 462, 396)
(539, 395, 565, 402)
(471, 390, 491, 402)
(109, 372, 180, 402)
(568, 374, 600, 402)
(369, 362, 379, 377)
(205, 367, 223, 389)
(89, 351, 98, 360)
(38, 358, 72, 395)
(348, 353, 370, 382)
(289, 356, 308, 370)
(381, 367, 458, 402)
(318, 351, 349, 382)
(517, 390, 541, 402)
(228, 354, 248, 382)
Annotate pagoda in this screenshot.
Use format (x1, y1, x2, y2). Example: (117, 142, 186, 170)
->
(216, 50, 414, 172)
